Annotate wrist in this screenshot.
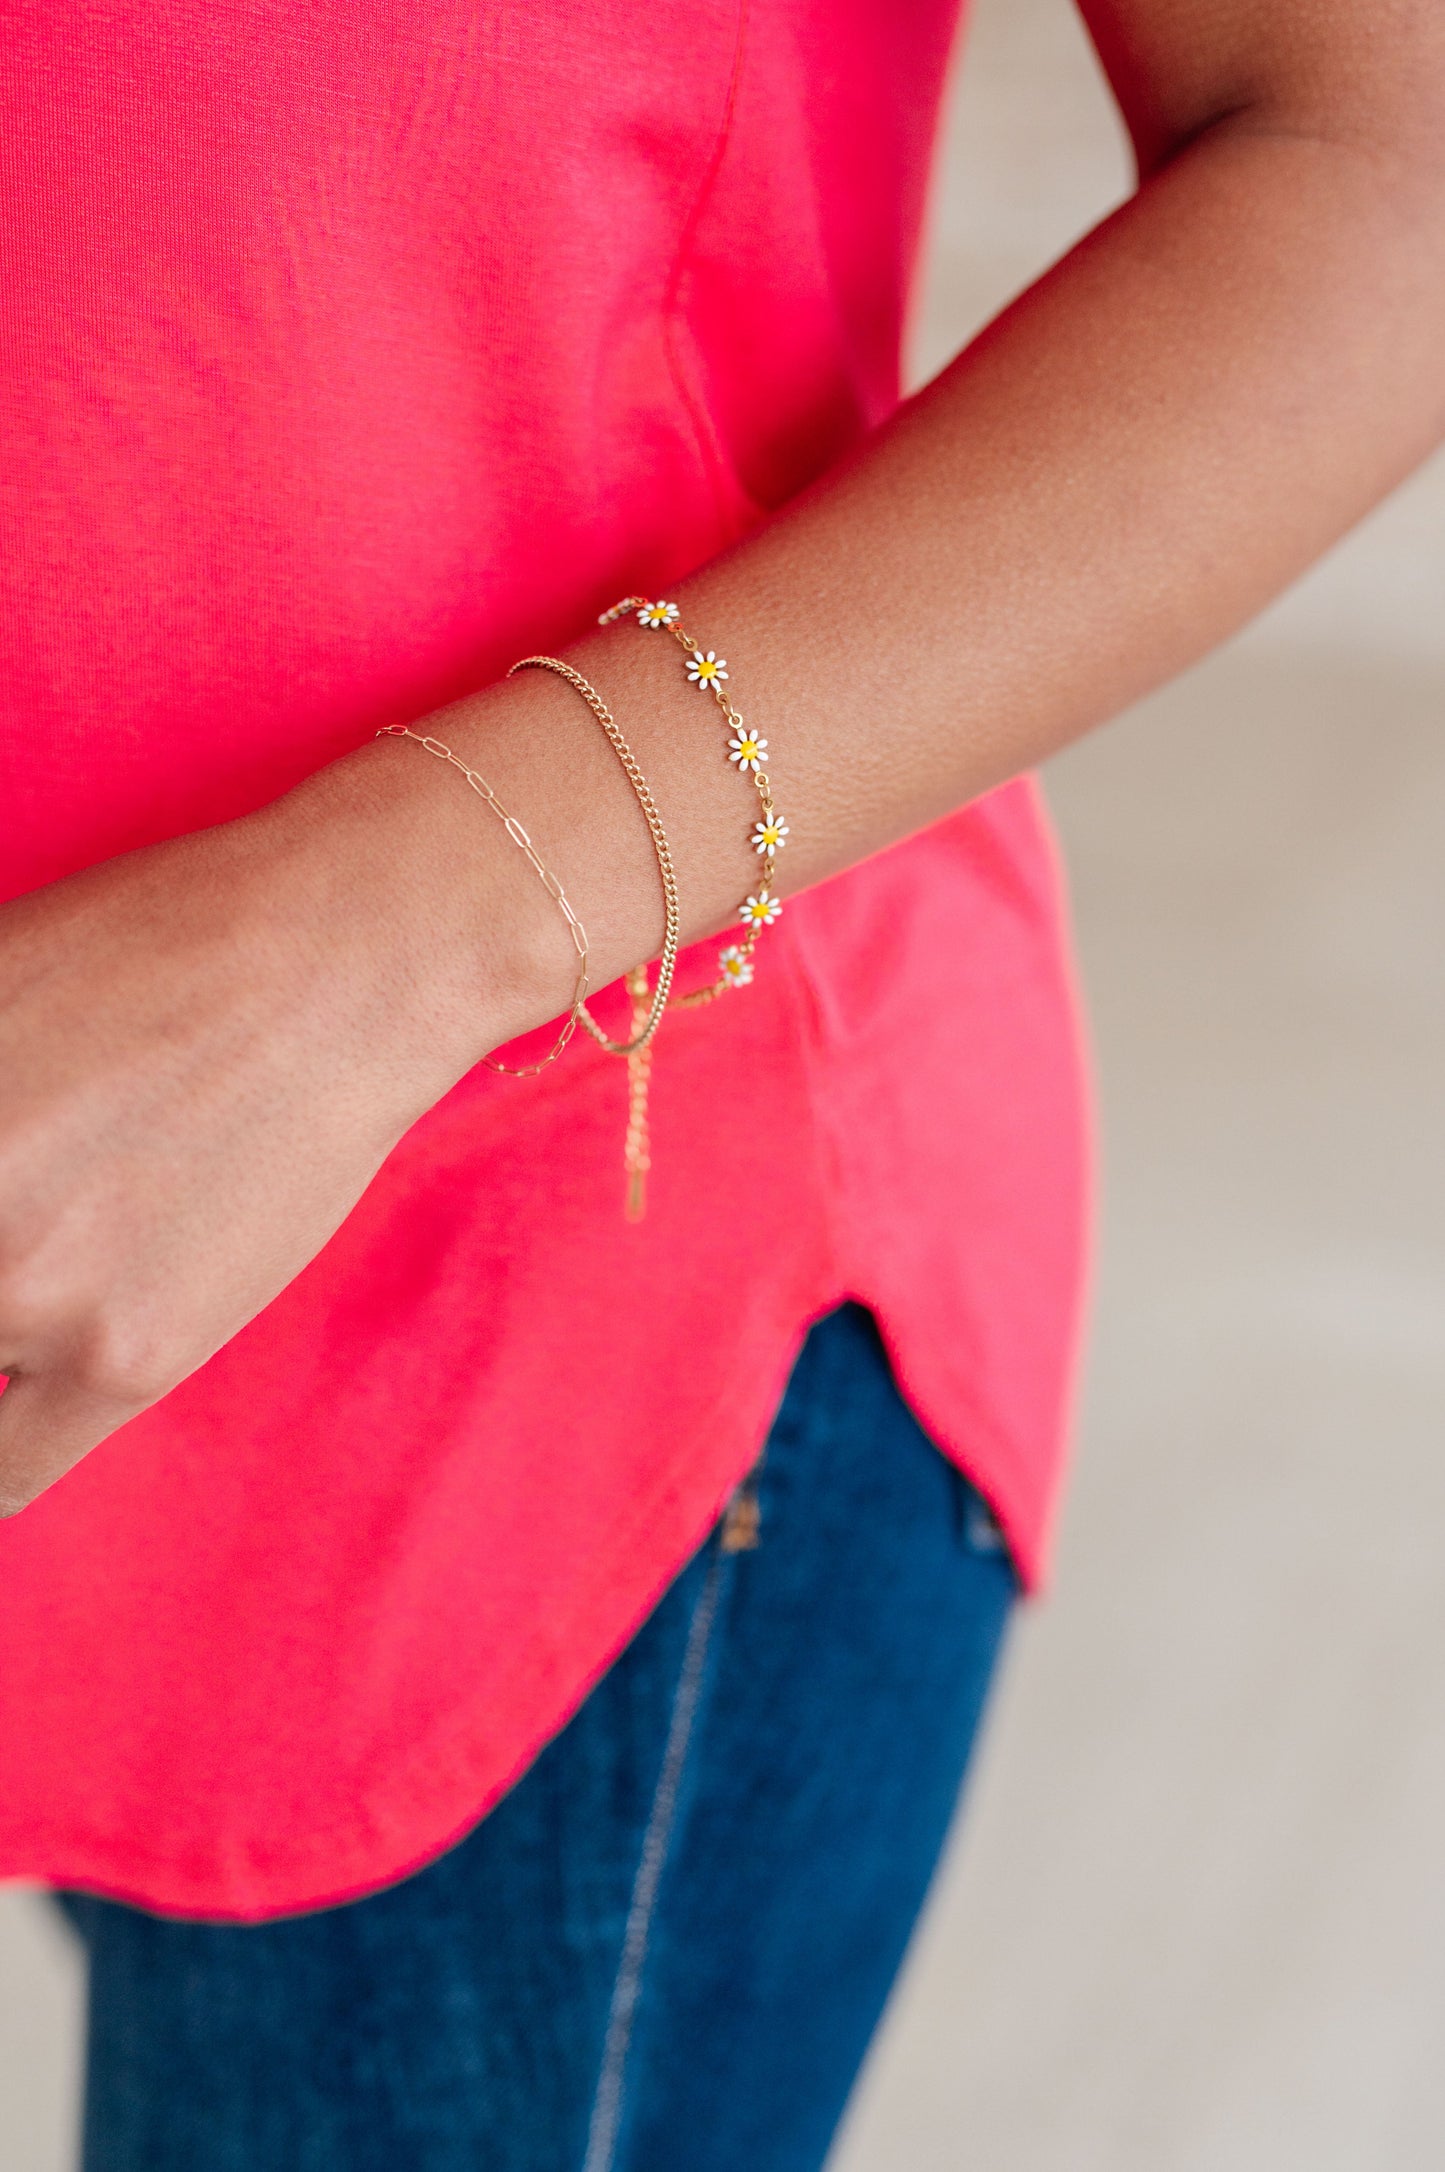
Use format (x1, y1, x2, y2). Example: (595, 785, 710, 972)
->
(241, 700, 577, 1112)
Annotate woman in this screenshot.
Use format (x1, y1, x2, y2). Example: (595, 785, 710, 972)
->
(1, 0, 1442, 2163)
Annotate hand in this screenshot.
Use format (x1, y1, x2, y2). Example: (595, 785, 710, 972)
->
(0, 765, 503, 1515)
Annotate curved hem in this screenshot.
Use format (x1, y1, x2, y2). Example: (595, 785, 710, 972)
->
(0, 1293, 1059, 1923)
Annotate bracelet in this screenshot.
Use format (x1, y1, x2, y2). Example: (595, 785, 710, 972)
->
(507, 655, 680, 1221)
(506, 655, 681, 1059)
(598, 596, 785, 1003)
(374, 725, 590, 1078)
(387, 607, 774, 1224)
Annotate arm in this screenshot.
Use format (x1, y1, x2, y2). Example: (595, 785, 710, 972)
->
(3, 0, 1443, 1509)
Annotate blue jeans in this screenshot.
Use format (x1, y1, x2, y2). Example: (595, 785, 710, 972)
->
(60, 1304, 1018, 2172)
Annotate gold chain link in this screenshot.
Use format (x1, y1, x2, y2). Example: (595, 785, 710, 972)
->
(506, 655, 682, 1058)
(622, 966, 653, 1222)
(375, 725, 590, 1078)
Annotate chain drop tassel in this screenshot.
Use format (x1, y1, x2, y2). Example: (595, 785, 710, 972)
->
(623, 965, 653, 1222)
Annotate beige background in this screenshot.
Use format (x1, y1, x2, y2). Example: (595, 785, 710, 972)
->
(4, 2, 1443, 2164)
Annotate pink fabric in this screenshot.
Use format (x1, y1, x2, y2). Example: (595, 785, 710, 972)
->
(0, 0, 1092, 1918)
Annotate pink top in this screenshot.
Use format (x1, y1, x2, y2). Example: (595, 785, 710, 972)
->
(0, 0, 1091, 1918)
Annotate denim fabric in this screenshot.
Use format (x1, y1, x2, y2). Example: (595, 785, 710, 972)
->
(60, 1304, 1018, 2172)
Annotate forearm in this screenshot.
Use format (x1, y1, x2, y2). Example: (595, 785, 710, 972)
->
(280, 104, 1445, 1076)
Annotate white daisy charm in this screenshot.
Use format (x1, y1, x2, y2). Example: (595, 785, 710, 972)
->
(718, 945, 754, 987)
(637, 601, 679, 628)
(686, 649, 728, 687)
(739, 893, 782, 928)
(751, 813, 789, 855)
(727, 727, 768, 772)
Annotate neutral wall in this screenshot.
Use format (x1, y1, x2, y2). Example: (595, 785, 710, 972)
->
(836, 4, 1445, 2165)
(4, 3, 1443, 2165)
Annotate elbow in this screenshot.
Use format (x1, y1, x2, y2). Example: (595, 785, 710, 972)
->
(1125, 37, 1445, 211)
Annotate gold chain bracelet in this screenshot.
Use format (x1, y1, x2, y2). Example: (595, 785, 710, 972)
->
(508, 655, 685, 1221)
(598, 596, 786, 1001)
(506, 655, 681, 1057)
(375, 724, 590, 1078)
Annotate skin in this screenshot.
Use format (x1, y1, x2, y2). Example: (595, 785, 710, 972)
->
(2, 0, 1444, 1513)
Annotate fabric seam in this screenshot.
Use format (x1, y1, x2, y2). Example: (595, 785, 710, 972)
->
(580, 1547, 728, 2172)
(658, 0, 753, 542)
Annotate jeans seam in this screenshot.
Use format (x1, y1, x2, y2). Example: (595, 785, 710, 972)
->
(580, 1546, 728, 2172)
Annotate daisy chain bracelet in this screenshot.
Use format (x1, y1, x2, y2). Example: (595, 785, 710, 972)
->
(597, 596, 787, 1001)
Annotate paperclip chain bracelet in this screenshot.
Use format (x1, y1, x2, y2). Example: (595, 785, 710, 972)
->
(598, 596, 786, 1001)
(375, 724, 590, 1078)
(506, 654, 682, 1059)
